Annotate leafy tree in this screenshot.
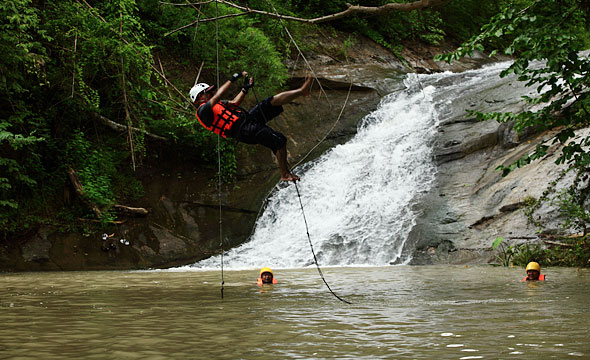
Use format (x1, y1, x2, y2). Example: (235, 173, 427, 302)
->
(0, 0, 291, 236)
(0, 0, 47, 232)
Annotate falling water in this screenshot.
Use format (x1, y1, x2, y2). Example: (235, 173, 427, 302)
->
(193, 62, 514, 270)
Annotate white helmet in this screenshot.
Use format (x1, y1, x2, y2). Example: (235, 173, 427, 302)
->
(189, 83, 212, 102)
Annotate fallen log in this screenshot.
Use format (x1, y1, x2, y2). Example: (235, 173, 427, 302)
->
(67, 167, 102, 218)
(543, 240, 575, 247)
(78, 218, 127, 224)
(90, 112, 168, 142)
(114, 204, 149, 217)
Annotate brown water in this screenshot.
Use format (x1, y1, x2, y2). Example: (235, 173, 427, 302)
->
(1, 266, 588, 359)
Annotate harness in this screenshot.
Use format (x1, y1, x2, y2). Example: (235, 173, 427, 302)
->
(196, 101, 245, 138)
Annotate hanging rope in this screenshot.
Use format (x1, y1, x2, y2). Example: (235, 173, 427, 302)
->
(214, 0, 224, 300)
(293, 182, 352, 304)
(262, 0, 331, 105)
(251, 86, 351, 304)
(291, 77, 353, 169)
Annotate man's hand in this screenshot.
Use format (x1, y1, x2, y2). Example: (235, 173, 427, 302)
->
(243, 76, 254, 91)
(229, 71, 248, 82)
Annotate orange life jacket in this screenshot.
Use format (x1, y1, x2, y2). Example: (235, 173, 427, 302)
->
(522, 274, 545, 281)
(196, 101, 245, 138)
(257, 278, 277, 285)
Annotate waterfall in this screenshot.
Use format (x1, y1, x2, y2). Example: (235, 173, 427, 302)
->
(191, 62, 513, 270)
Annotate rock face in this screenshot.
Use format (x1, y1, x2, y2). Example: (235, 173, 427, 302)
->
(405, 65, 584, 265)
(4, 32, 579, 271)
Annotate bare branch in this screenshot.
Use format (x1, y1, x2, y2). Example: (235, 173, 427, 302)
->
(90, 112, 169, 142)
(164, 12, 246, 36)
(67, 167, 103, 218)
(71, 33, 77, 98)
(114, 204, 149, 217)
(163, 0, 453, 31)
(120, 11, 137, 171)
(160, 0, 214, 6)
(194, 61, 205, 86)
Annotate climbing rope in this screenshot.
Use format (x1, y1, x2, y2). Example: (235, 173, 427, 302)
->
(214, 0, 224, 300)
(211, 0, 352, 304)
(293, 181, 352, 304)
(262, 0, 331, 105)
(251, 84, 351, 304)
(291, 78, 353, 169)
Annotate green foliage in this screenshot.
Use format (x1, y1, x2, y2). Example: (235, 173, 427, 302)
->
(0, 0, 49, 231)
(545, 235, 590, 267)
(66, 132, 116, 209)
(552, 168, 590, 234)
(0, 0, 299, 238)
(492, 235, 590, 268)
(491, 236, 517, 266)
(512, 243, 546, 266)
(288, 0, 502, 53)
(438, 0, 512, 41)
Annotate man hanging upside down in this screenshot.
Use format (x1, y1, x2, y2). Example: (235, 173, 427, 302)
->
(190, 71, 312, 182)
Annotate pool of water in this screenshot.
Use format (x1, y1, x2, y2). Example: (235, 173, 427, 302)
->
(1, 266, 588, 359)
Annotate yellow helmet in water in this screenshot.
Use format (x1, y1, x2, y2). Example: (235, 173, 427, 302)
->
(259, 267, 273, 276)
(526, 262, 541, 272)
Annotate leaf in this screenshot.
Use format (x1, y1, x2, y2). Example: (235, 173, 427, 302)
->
(492, 236, 504, 249)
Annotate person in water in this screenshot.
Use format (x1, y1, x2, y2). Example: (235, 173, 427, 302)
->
(257, 267, 277, 285)
(190, 71, 313, 182)
(523, 261, 545, 281)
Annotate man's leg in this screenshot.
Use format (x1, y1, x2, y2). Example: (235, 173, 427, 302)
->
(275, 144, 299, 182)
(270, 75, 312, 107)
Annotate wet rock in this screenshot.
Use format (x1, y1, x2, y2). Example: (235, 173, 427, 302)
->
(21, 227, 52, 263)
(406, 99, 590, 265)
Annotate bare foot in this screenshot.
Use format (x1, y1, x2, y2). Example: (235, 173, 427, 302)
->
(281, 172, 300, 182)
(301, 74, 312, 97)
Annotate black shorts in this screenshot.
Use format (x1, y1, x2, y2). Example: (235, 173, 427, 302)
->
(248, 96, 284, 123)
(234, 97, 286, 152)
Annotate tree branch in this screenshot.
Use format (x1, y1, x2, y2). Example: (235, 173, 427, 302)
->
(163, 0, 453, 35)
(67, 167, 103, 218)
(114, 204, 149, 217)
(90, 112, 168, 142)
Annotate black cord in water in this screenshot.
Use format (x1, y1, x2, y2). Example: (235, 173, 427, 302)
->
(293, 182, 352, 305)
(252, 86, 351, 305)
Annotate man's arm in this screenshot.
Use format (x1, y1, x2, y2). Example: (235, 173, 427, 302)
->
(229, 89, 246, 107)
(228, 76, 254, 106)
(208, 71, 247, 106)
